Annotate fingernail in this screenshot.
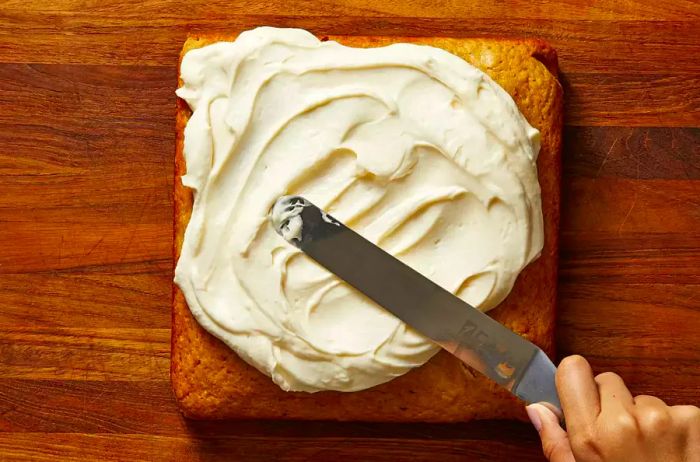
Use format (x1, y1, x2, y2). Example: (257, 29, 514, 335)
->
(526, 404, 543, 432)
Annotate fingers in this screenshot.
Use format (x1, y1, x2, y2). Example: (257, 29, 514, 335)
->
(556, 355, 600, 435)
(551, 357, 700, 462)
(596, 371, 634, 414)
(671, 405, 700, 462)
(527, 403, 576, 462)
(670, 404, 700, 428)
(670, 405, 700, 438)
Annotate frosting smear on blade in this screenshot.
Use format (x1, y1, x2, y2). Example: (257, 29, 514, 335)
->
(175, 27, 544, 392)
(270, 196, 309, 244)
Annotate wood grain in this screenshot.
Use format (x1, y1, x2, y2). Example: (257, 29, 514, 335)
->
(0, 271, 171, 328)
(0, 432, 548, 461)
(3, 0, 700, 20)
(563, 127, 700, 179)
(0, 0, 698, 460)
(0, 328, 169, 381)
(0, 16, 699, 75)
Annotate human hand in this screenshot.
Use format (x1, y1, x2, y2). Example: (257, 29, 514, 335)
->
(526, 355, 700, 462)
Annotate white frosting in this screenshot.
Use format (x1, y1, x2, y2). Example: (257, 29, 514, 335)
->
(175, 27, 543, 392)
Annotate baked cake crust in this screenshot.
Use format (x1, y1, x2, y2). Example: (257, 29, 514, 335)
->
(172, 34, 562, 422)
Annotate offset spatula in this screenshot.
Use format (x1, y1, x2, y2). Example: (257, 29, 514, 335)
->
(271, 195, 561, 414)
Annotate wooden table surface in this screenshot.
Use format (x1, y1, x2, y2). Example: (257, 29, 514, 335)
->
(1, 1, 699, 460)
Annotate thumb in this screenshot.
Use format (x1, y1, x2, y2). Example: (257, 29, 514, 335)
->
(526, 403, 575, 462)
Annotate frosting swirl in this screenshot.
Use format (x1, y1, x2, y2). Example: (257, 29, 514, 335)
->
(175, 27, 543, 392)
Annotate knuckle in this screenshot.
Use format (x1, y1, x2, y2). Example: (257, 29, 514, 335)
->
(682, 405, 700, 420)
(672, 405, 700, 429)
(594, 371, 621, 384)
(559, 355, 588, 372)
(570, 430, 592, 449)
(542, 438, 570, 461)
(612, 413, 639, 434)
(570, 428, 603, 458)
(557, 356, 588, 385)
(689, 405, 700, 422)
(637, 408, 671, 434)
(634, 394, 665, 406)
